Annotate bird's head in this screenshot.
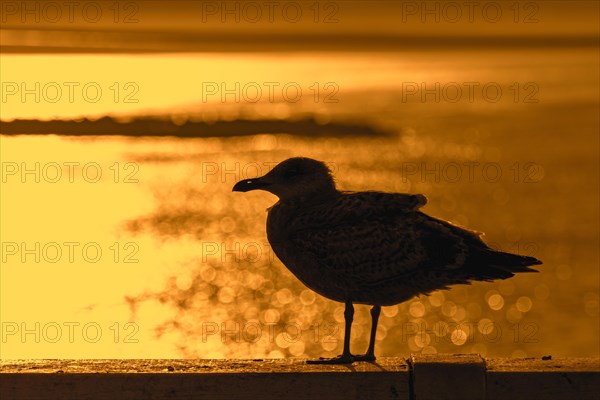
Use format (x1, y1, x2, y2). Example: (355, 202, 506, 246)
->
(232, 157, 337, 202)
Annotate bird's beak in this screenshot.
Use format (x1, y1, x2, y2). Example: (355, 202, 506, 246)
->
(232, 177, 270, 192)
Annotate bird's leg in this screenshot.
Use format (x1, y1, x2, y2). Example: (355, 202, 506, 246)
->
(307, 301, 355, 364)
(354, 305, 381, 362)
(340, 301, 354, 357)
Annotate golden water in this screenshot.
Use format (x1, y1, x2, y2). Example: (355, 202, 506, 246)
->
(1, 49, 598, 359)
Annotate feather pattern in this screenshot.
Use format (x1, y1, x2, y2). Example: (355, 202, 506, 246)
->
(267, 189, 539, 306)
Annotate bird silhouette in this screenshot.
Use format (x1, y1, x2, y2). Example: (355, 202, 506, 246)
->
(232, 157, 542, 364)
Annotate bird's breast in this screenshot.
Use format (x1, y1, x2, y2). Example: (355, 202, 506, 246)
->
(266, 204, 296, 261)
(266, 204, 349, 302)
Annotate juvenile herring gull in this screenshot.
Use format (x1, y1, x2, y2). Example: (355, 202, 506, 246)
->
(232, 157, 542, 364)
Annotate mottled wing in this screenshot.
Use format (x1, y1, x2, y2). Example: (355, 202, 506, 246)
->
(292, 191, 427, 229)
(288, 210, 475, 284)
(287, 192, 541, 305)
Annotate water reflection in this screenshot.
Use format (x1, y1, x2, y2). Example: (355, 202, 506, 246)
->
(116, 130, 595, 359)
(1, 48, 598, 359)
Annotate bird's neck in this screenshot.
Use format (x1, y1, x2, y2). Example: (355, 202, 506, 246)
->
(280, 184, 340, 208)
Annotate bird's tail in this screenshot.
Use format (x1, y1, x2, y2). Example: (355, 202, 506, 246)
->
(467, 249, 542, 281)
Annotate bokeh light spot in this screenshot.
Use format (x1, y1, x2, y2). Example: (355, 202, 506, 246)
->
(217, 286, 236, 303)
(488, 294, 505, 311)
(299, 290, 316, 306)
(428, 291, 445, 307)
(219, 216, 237, 233)
(516, 296, 533, 313)
(382, 305, 399, 318)
(409, 301, 426, 318)
(442, 301, 457, 317)
(450, 328, 468, 346)
(506, 305, 522, 323)
(262, 308, 280, 324)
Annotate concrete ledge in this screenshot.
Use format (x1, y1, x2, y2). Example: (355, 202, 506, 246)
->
(0, 358, 409, 400)
(1, 356, 598, 400)
(486, 358, 600, 400)
(410, 353, 486, 399)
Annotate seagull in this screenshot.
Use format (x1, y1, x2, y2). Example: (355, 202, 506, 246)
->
(232, 157, 542, 364)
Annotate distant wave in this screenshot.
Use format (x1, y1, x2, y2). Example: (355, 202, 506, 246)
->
(2, 28, 598, 53)
(0, 116, 392, 138)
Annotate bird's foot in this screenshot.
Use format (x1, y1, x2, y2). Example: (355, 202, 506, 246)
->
(306, 354, 356, 364)
(353, 353, 376, 362)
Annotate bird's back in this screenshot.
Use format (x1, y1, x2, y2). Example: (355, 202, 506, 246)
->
(267, 190, 541, 306)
